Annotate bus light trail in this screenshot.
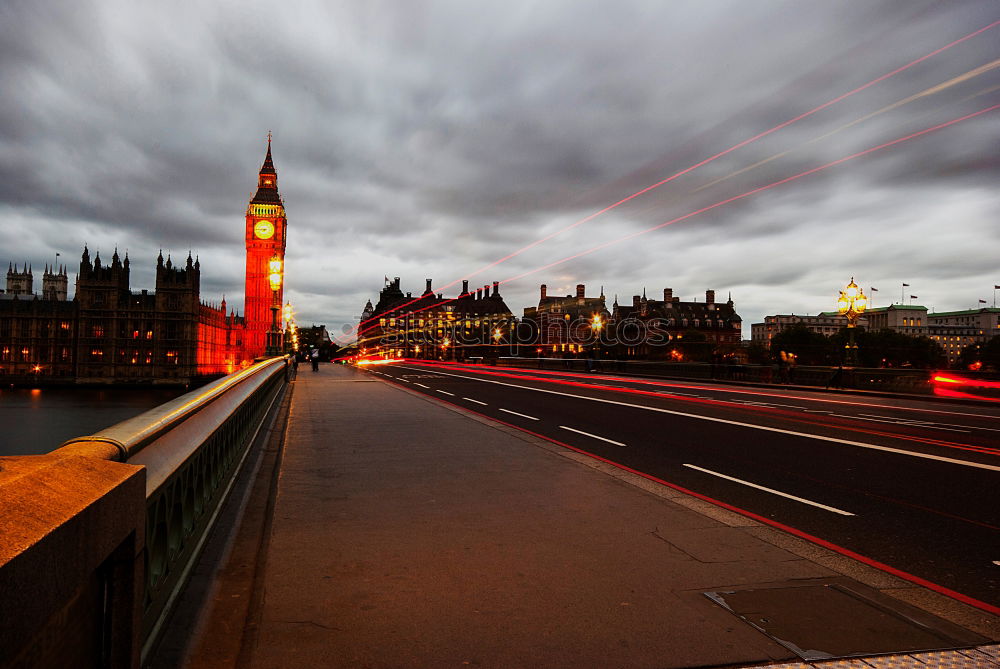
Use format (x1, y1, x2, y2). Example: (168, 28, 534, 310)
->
(694, 58, 1000, 193)
(496, 103, 1000, 287)
(358, 19, 1000, 328)
(357, 102, 998, 340)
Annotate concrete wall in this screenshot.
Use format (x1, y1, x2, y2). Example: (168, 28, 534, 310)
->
(0, 453, 145, 669)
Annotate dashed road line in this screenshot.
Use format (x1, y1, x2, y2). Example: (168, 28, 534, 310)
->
(463, 397, 487, 406)
(683, 463, 856, 516)
(395, 365, 1000, 472)
(414, 383, 430, 388)
(499, 408, 539, 421)
(436, 389, 455, 396)
(559, 425, 626, 447)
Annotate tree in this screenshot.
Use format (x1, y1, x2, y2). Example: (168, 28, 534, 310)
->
(832, 328, 945, 368)
(958, 334, 1000, 370)
(674, 329, 712, 362)
(745, 342, 770, 365)
(769, 323, 833, 365)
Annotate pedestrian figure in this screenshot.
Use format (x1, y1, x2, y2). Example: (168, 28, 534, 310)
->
(827, 365, 844, 390)
(311, 349, 319, 372)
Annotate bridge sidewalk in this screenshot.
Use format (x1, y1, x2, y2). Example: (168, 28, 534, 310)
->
(207, 364, 992, 669)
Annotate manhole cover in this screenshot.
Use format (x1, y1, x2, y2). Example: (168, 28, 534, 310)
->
(704, 583, 987, 661)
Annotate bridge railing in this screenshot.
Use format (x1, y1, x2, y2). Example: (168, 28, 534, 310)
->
(1, 356, 292, 668)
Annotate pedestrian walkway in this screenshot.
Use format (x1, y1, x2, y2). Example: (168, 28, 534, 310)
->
(233, 365, 997, 668)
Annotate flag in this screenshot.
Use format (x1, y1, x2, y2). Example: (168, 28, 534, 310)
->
(870, 287, 878, 292)
(995, 285, 1000, 290)
(979, 299, 987, 304)
(902, 283, 910, 287)
(910, 295, 918, 299)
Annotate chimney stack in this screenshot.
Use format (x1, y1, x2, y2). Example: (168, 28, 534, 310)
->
(492, 281, 499, 297)
(462, 280, 469, 295)
(476, 288, 483, 300)
(706, 289, 715, 304)
(663, 288, 672, 301)
(632, 295, 641, 308)
(576, 284, 585, 298)
(425, 278, 433, 294)
(540, 284, 547, 299)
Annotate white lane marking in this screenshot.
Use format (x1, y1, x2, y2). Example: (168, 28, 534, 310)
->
(398, 378, 411, 383)
(414, 383, 430, 388)
(396, 365, 1000, 473)
(499, 408, 539, 421)
(436, 389, 455, 396)
(683, 464, 856, 516)
(495, 366, 1000, 419)
(559, 425, 626, 447)
(858, 413, 1000, 433)
(463, 397, 488, 406)
(828, 413, 970, 433)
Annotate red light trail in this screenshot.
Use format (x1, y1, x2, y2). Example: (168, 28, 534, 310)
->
(374, 367, 1000, 616)
(402, 361, 1000, 455)
(358, 19, 1000, 328)
(356, 101, 998, 339)
(496, 103, 1000, 286)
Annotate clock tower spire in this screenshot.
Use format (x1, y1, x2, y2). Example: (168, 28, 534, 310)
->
(244, 134, 287, 358)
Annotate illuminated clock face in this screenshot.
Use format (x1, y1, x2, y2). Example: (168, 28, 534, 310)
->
(254, 220, 275, 239)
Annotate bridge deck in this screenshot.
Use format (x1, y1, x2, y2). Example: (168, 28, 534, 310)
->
(185, 364, 994, 668)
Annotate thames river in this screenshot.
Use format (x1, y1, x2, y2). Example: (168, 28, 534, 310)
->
(0, 386, 187, 456)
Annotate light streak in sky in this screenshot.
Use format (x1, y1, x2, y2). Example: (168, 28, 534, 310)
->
(693, 58, 1000, 193)
(360, 19, 1000, 327)
(359, 109, 999, 337)
(357, 103, 999, 340)
(495, 104, 1000, 286)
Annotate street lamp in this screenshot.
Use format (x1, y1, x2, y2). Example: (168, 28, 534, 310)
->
(589, 313, 604, 366)
(266, 256, 283, 356)
(837, 277, 868, 366)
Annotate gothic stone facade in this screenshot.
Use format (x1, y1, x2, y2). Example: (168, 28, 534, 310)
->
(0, 248, 244, 383)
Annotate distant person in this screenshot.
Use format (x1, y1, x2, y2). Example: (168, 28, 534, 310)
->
(311, 349, 319, 372)
(826, 365, 843, 390)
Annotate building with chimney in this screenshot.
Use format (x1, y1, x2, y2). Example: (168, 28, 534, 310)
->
(522, 283, 610, 355)
(609, 288, 742, 360)
(358, 277, 514, 360)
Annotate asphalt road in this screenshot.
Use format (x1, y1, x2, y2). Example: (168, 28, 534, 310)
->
(361, 359, 1000, 614)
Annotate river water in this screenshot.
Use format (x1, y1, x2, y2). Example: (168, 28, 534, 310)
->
(0, 386, 187, 456)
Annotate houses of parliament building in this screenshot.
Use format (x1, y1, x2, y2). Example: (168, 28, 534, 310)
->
(0, 139, 285, 383)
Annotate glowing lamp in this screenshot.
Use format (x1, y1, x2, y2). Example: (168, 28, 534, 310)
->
(268, 256, 283, 291)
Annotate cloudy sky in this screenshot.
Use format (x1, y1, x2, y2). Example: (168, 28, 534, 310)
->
(2, 1, 997, 342)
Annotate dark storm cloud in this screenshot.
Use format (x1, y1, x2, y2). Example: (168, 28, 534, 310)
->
(1, 0, 998, 333)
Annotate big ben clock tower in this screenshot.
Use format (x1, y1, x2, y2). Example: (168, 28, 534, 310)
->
(244, 134, 287, 358)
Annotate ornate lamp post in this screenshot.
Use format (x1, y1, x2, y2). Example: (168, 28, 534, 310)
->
(282, 302, 298, 353)
(837, 277, 868, 366)
(265, 256, 283, 356)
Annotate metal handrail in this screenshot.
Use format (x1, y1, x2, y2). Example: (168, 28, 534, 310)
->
(56, 356, 289, 462)
(53, 355, 293, 661)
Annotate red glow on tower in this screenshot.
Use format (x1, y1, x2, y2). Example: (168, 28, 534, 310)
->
(244, 136, 287, 359)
